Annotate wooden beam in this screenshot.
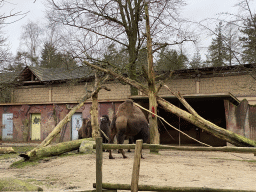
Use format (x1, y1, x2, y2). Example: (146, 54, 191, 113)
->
(93, 183, 256, 192)
(93, 144, 256, 154)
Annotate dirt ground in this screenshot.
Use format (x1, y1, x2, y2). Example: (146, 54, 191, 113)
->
(1, 148, 256, 191)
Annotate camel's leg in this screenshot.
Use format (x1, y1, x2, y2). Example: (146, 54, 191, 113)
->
(127, 137, 134, 152)
(117, 132, 127, 158)
(108, 133, 116, 159)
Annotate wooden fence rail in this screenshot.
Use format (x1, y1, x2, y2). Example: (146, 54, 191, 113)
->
(92, 183, 256, 192)
(93, 143, 256, 154)
(94, 139, 256, 192)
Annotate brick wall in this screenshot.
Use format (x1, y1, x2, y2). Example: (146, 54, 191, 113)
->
(13, 82, 130, 104)
(12, 74, 256, 104)
(13, 87, 49, 103)
(200, 75, 256, 96)
(157, 74, 256, 98)
(158, 78, 196, 95)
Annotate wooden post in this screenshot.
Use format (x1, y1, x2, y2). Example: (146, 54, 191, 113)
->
(145, 0, 160, 151)
(91, 74, 101, 139)
(131, 140, 143, 192)
(96, 137, 103, 192)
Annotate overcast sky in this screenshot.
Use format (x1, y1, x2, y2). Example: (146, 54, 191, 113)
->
(2, 0, 256, 56)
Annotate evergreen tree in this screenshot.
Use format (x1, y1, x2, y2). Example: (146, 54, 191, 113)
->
(40, 42, 77, 69)
(189, 52, 203, 69)
(156, 48, 188, 71)
(103, 44, 129, 72)
(207, 22, 229, 67)
(40, 42, 60, 68)
(240, 14, 256, 63)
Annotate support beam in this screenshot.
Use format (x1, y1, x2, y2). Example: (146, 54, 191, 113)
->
(93, 144, 256, 154)
(93, 183, 256, 192)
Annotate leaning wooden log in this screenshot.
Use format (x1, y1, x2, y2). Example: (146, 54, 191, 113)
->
(0, 147, 16, 154)
(157, 97, 256, 147)
(93, 183, 255, 192)
(23, 78, 109, 160)
(19, 138, 93, 161)
(84, 61, 256, 147)
(93, 144, 256, 154)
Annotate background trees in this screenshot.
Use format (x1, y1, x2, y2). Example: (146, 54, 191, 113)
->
(240, 14, 256, 63)
(47, 0, 190, 94)
(19, 21, 44, 66)
(207, 22, 229, 67)
(157, 48, 188, 71)
(40, 42, 78, 69)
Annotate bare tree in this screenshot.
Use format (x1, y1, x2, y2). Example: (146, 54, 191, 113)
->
(0, 0, 26, 23)
(0, 0, 28, 69)
(19, 21, 44, 66)
(47, 0, 190, 94)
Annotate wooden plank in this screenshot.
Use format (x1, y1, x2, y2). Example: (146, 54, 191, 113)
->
(93, 144, 256, 154)
(131, 140, 143, 192)
(96, 137, 103, 192)
(93, 183, 256, 192)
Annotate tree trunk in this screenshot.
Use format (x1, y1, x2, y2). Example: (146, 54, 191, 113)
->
(20, 138, 92, 160)
(157, 97, 256, 147)
(91, 79, 101, 139)
(0, 147, 15, 154)
(145, 1, 159, 148)
(83, 61, 256, 147)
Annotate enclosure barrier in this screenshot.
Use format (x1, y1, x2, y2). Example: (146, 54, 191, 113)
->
(92, 138, 256, 192)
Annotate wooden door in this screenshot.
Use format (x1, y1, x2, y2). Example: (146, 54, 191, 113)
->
(31, 113, 41, 140)
(2, 113, 13, 140)
(71, 113, 82, 140)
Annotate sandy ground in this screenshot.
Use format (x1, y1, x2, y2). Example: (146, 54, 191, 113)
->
(1, 149, 256, 191)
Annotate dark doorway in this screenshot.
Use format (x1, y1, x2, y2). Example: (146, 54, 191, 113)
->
(158, 98, 227, 146)
(131, 96, 228, 147)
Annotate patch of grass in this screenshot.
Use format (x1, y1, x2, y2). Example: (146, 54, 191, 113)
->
(10, 150, 87, 168)
(0, 153, 18, 160)
(13, 146, 35, 153)
(0, 146, 36, 160)
(26, 179, 44, 186)
(10, 159, 39, 168)
(0, 178, 43, 191)
(210, 157, 256, 163)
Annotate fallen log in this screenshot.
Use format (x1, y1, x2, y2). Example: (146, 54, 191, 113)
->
(157, 97, 256, 147)
(0, 147, 16, 154)
(93, 143, 256, 154)
(20, 138, 94, 161)
(93, 183, 256, 192)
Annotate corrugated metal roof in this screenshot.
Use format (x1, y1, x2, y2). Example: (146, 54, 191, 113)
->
(27, 66, 94, 82)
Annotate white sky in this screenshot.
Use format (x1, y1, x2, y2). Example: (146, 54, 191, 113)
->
(2, 0, 256, 56)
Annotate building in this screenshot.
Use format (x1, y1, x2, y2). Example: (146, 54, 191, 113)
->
(1, 64, 256, 146)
